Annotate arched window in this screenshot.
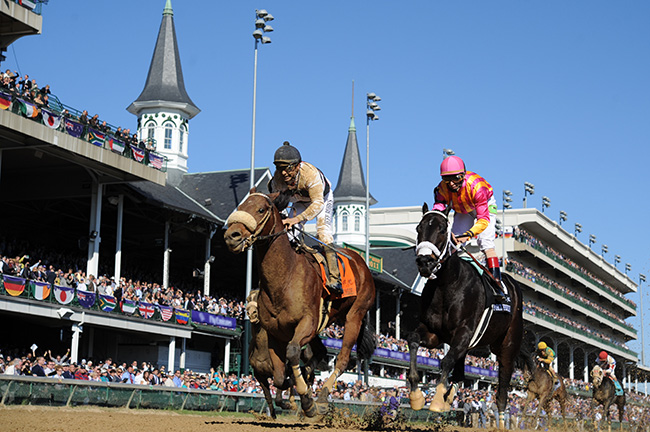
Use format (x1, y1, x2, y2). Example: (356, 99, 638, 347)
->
(179, 125, 186, 153)
(164, 124, 173, 149)
(341, 211, 349, 231)
(147, 124, 155, 140)
(354, 212, 361, 232)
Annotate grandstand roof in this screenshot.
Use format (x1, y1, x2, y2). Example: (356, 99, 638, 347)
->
(127, 1, 199, 118)
(371, 247, 419, 291)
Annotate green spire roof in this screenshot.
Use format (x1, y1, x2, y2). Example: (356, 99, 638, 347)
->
(163, 0, 173, 16)
(349, 116, 356, 132)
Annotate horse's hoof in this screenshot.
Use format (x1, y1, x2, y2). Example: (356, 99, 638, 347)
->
(428, 400, 450, 412)
(409, 389, 425, 411)
(315, 401, 329, 416)
(317, 388, 330, 404)
(302, 399, 317, 418)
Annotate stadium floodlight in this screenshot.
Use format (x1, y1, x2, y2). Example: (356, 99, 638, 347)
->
(523, 182, 535, 208)
(601, 244, 608, 257)
(443, 148, 455, 158)
(574, 223, 582, 237)
(588, 234, 596, 248)
(614, 255, 621, 267)
(559, 211, 567, 226)
(503, 190, 512, 209)
(625, 263, 632, 274)
(641, 274, 647, 284)
(366, 91, 382, 270)
(542, 196, 551, 213)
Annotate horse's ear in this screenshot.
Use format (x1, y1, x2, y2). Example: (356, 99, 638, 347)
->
(422, 202, 429, 214)
(443, 205, 451, 216)
(250, 187, 257, 194)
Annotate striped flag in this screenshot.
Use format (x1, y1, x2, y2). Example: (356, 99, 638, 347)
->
(42, 109, 61, 129)
(138, 302, 155, 319)
(3, 275, 26, 296)
(87, 128, 105, 147)
(107, 136, 125, 154)
(0, 92, 12, 110)
(121, 299, 137, 314)
(158, 305, 173, 322)
(149, 153, 164, 170)
(99, 294, 116, 312)
(54, 285, 74, 304)
(130, 145, 145, 162)
(19, 99, 39, 118)
(175, 308, 190, 325)
(77, 289, 96, 308)
(33, 281, 51, 300)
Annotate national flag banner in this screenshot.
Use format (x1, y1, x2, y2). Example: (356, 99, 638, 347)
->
(87, 128, 105, 147)
(131, 145, 145, 162)
(121, 299, 137, 314)
(99, 294, 116, 312)
(107, 136, 125, 154)
(3, 275, 26, 297)
(19, 99, 39, 118)
(33, 281, 51, 301)
(54, 285, 74, 304)
(149, 153, 164, 170)
(77, 289, 96, 308)
(0, 92, 11, 110)
(64, 118, 84, 138)
(19, 0, 37, 10)
(158, 305, 173, 322)
(175, 308, 190, 325)
(138, 302, 155, 319)
(41, 109, 61, 129)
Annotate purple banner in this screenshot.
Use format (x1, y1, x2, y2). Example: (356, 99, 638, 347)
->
(322, 338, 496, 377)
(191, 310, 237, 330)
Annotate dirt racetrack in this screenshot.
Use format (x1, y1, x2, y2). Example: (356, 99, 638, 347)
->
(0, 405, 567, 432)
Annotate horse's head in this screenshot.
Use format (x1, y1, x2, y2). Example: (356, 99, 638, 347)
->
(415, 202, 452, 278)
(224, 191, 281, 253)
(591, 364, 604, 387)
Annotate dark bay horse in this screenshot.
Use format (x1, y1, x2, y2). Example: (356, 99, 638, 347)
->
(522, 354, 567, 428)
(591, 365, 625, 430)
(407, 204, 523, 429)
(224, 192, 376, 418)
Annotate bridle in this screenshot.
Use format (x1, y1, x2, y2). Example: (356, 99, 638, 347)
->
(227, 193, 286, 250)
(415, 210, 457, 279)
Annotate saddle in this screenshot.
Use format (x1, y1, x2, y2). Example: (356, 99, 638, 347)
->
(459, 253, 511, 314)
(294, 242, 357, 298)
(607, 375, 624, 396)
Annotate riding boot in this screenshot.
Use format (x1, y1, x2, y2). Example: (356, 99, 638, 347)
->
(487, 256, 509, 302)
(324, 247, 343, 295)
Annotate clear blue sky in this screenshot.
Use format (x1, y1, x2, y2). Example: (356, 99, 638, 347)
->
(5, 1, 650, 356)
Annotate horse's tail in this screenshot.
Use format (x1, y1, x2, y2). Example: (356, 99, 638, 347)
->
(356, 315, 377, 361)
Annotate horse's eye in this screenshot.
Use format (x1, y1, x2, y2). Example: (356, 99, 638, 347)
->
(258, 208, 265, 214)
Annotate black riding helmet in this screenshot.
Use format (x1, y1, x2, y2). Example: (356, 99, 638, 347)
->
(273, 141, 301, 166)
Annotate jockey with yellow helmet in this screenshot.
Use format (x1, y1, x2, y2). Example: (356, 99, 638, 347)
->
(537, 341, 559, 381)
(269, 141, 342, 294)
(432, 155, 508, 301)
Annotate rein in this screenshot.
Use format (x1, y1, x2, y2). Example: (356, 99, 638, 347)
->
(415, 210, 455, 279)
(234, 193, 287, 249)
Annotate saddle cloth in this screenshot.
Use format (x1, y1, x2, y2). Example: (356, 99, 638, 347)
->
(318, 251, 357, 298)
(458, 253, 511, 314)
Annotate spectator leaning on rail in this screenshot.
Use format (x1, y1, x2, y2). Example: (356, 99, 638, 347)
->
(432, 155, 508, 302)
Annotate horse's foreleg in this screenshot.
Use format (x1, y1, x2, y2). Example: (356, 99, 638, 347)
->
(286, 317, 317, 417)
(257, 375, 277, 419)
(407, 324, 438, 411)
(430, 342, 468, 412)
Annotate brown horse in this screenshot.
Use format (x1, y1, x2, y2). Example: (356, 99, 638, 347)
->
(224, 192, 376, 418)
(591, 365, 625, 430)
(522, 354, 567, 429)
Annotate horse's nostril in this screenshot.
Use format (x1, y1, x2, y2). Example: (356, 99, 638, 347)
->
(229, 231, 241, 240)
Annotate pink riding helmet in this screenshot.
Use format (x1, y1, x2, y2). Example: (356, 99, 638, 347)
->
(440, 155, 465, 176)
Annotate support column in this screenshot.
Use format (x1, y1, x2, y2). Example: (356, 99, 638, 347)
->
(71, 323, 82, 364)
(395, 291, 401, 340)
(114, 195, 124, 281)
(583, 352, 589, 383)
(375, 293, 380, 336)
(180, 337, 186, 370)
(569, 347, 575, 380)
(86, 181, 103, 277)
(163, 221, 170, 289)
(168, 337, 176, 372)
(204, 235, 212, 297)
(87, 327, 94, 360)
(224, 338, 231, 372)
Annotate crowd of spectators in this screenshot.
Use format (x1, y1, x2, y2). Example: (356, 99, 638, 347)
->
(1, 70, 161, 167)
(513, 227, 635, 308)
(508, 258, 634, 330)
(523, 300, 630, 350)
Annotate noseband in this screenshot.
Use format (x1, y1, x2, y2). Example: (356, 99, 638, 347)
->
(415, 210, 456, 279)
(226, 193, 285, 249)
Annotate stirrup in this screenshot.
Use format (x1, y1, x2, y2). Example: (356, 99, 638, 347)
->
(327, 281, 343, 295)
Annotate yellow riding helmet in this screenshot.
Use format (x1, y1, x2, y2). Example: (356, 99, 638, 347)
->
(538, 342, 547, 350)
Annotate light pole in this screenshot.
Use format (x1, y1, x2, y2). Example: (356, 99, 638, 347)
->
(640, 273, 647, 366)
(625, 263, 632, 275)
(615, 255, 621, 268)
(601, 244, 608, 258)
(523, 182, 534, 208)
(559, 211, 567, 226)
(541, 196, 551, 213)
(244, 8, 273, 377)
(365, 92, 381, 265)
(502, 190, 512, 265)
(574, 223, 582, 238)
(588, 234, 596, 249)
